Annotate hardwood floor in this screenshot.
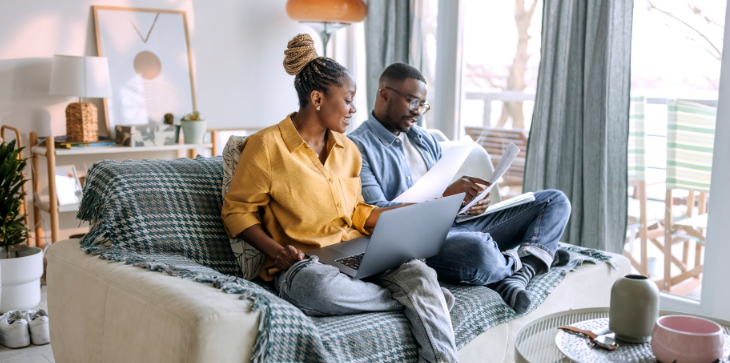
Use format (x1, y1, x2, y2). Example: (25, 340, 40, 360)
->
(0, 286, 54, 363)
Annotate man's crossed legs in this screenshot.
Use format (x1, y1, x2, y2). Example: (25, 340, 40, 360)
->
(426, 189, 572, 313)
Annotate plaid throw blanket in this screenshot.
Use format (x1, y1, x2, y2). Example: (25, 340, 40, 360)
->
(78, 157, 615, 363)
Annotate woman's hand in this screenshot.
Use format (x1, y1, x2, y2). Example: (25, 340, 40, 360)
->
(240, 225, 304, 272)
(275, 245, 305, 271)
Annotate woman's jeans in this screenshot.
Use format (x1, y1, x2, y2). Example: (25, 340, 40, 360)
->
(274, 257, 458, 363)
(426, 189, 571, 286)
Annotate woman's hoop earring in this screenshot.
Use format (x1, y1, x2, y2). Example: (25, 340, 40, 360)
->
(316, 106, 321, 111)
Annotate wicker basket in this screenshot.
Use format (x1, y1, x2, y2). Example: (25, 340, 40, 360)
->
(65, 102, 98, 142)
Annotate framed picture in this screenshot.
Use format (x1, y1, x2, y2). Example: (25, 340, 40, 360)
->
(54, 165, 83, 206)
(93, 6, 196, 137)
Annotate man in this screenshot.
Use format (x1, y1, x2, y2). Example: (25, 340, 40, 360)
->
(348, 63, 571, 314)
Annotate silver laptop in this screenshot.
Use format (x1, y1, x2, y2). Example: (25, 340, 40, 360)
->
(306, 193, 465, 279)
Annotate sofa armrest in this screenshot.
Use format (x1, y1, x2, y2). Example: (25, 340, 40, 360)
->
(46, 239, 260, 363)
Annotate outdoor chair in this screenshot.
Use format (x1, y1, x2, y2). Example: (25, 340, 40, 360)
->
(656, 100, 716, 294)
(464, 126, 527, 189)
(625, 96, 667, 277)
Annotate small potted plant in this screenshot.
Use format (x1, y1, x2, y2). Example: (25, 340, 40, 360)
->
(0, 139, 43, 312)
(180, 111, 207, 145)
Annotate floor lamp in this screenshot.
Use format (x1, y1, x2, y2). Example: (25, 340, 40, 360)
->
(285, 0, 368, 57)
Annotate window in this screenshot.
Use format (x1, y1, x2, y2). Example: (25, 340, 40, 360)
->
(459, 0, 543, 199)
(625, 0, 725, 303)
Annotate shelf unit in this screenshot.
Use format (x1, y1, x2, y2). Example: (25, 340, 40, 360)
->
(29, 131, 217, 245)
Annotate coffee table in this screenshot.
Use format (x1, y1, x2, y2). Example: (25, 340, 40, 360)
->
(514, 307, 730, 362)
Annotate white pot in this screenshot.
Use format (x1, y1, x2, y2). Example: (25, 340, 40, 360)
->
(181, 120, 207, 145)
(0, 247, 43, 313)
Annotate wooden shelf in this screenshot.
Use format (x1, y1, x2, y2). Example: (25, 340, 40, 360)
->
(29, 130, 218, 245)
(32, 143, 213, 156)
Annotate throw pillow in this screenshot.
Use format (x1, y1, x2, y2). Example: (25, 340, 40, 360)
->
(222, 135, 266, 280)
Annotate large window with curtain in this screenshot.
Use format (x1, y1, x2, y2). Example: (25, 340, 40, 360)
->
(459, 0, 543, 200)
(624, 0, 725, 303)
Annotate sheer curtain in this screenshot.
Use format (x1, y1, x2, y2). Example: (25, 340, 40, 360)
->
(523, 0, 633, 253)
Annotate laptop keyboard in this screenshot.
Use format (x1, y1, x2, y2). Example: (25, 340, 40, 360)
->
(336, 253, 365, 270)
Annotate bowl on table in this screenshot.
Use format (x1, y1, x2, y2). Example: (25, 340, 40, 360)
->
(652, 315, 725, 363)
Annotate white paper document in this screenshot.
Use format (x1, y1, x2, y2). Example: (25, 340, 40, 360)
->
(392, 142, 474, 203)
(459, 142, 520, 214)
(455, 192, 535, 223)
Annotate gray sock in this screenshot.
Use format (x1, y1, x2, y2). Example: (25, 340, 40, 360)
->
(551, 249, 571, 267)
(489, 257, 541, 314)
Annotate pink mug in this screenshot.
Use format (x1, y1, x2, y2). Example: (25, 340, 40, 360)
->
(651, 315, 725, 363)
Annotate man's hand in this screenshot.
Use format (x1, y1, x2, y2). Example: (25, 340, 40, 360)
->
(465, 195, 491, 215)
(443, 176, 491, 203)
(274, 245, 305, 271)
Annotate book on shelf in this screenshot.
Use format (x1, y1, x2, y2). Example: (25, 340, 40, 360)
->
(39, 135, 117, 149)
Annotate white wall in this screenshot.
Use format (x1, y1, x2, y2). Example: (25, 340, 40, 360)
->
(0, 0, 333, 243)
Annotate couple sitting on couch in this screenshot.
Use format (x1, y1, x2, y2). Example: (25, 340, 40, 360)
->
(221, 34, 571, 363)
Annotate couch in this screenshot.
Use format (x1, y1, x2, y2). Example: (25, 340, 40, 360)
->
(46, 141, 630, 363)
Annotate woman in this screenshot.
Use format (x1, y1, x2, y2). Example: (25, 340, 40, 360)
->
(221, 34, 458, 363)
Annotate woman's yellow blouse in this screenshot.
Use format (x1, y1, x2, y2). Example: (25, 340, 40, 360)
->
(221, 114, 376, 280)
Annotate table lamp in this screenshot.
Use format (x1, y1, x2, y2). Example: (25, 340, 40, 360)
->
(49, 55, 112, 142)
(286, 0, 367, 57)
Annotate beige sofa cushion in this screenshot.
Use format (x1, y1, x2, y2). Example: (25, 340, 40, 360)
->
(47, 239, 260, 363)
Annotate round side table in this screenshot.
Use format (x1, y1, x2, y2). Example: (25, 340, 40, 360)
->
(514, 307, 730, 363)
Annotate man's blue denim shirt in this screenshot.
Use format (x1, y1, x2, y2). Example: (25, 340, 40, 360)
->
(348, 114, 442, 208)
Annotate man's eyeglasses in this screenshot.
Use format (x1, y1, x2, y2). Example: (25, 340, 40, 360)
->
(384, 87, 431, 115)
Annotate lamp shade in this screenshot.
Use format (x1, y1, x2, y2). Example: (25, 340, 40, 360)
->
(49, 55, 112, 98)
(286, 0, 367, 23)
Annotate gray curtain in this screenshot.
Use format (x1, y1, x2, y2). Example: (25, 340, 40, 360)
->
(523, 0, 633, 253)
(364, 0, 411, 112)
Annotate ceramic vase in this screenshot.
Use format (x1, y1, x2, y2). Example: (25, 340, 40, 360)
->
(609, 274, 660, 343)
(0, 247, 43, 313)
(181, 120, 207, 145)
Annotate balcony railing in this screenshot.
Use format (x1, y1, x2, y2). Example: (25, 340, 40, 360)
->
(465, 91, 536, 127)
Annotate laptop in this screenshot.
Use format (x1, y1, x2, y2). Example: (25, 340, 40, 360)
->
(306, 193, 465, 279)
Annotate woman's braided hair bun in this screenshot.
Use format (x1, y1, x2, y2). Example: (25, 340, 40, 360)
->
(284, 33, 348, 107)
(284, 34, 318, 75)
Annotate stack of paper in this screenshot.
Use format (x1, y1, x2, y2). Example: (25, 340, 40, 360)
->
(455, 192, 535, 223)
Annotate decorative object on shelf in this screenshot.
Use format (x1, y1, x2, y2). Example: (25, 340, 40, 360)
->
(0, 139, 42, 312)
(163, 113, 174, 125)
(115, 124, 180, 147)
(54, 165, 83, 207)
(609, 274, 659, 343)
(49, 55, 113, 142)
(180, 111, 206, 145)
(285, 0, 367, 57)
(39, 135, 116, 149)
(93, 6, 196, 137)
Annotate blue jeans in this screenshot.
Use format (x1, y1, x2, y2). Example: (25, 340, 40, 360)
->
(274, 256, 458, 363)
(426, 189, 571, 286)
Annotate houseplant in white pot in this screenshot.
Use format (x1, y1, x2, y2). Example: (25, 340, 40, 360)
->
(180, 111, 207, 144)
(0, 139, 43, 312)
